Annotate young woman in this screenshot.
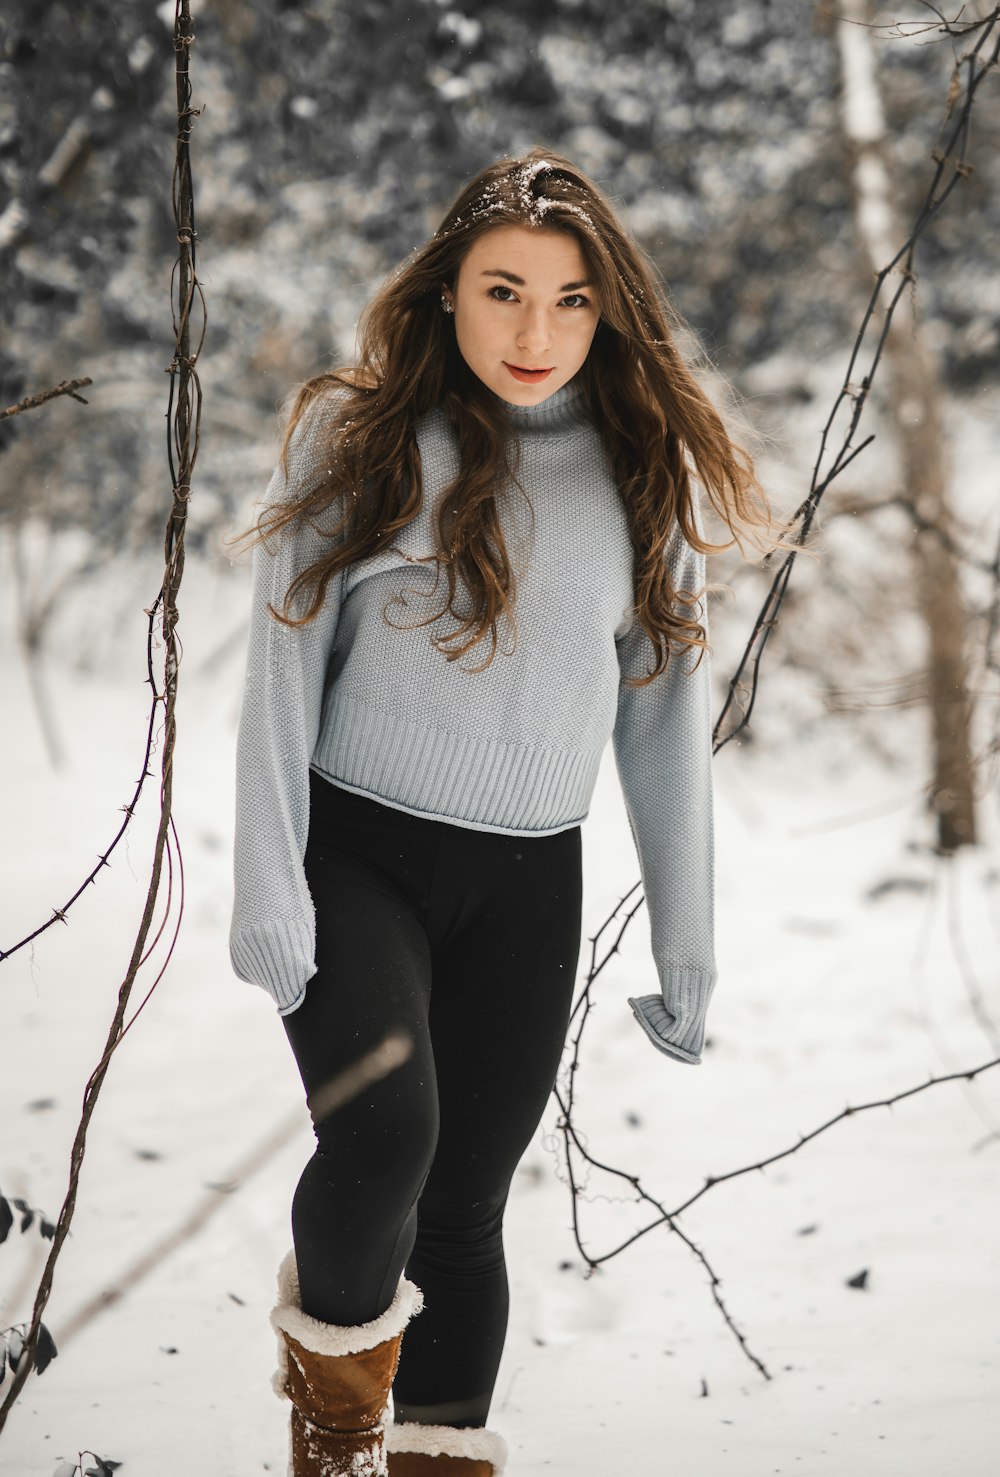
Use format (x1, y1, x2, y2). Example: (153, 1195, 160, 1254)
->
(230, 149, 771, 1477)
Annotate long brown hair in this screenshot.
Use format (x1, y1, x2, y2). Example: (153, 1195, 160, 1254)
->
(250, 148, 774, 682)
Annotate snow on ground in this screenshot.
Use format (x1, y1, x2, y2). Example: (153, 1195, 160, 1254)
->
(1, 547, 998, 1477)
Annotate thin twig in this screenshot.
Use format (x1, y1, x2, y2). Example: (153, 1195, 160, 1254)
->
(0, 378, 93, 420)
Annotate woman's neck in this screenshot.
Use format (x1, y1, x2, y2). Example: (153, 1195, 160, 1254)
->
(492, 374, 588, 433)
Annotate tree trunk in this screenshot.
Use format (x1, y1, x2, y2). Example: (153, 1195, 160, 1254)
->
(836, 0, 977, 851)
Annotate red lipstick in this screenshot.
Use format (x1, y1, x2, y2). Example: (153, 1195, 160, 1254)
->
(504, 363, 554, 384)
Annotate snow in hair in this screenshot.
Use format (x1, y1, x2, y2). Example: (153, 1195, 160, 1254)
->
(434, 161, 598, 237)
(513, 156, 553, 206)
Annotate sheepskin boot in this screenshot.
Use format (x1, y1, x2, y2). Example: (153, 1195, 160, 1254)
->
(385, 1422, 508, 1476)
(270, 1250, 424, 1477)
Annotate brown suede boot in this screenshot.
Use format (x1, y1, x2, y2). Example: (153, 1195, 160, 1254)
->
(385, 1421, 508, 1477)
(271, 1250, 424, 1477)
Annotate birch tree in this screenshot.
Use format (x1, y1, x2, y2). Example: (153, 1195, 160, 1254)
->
(836, 0, 977, 851)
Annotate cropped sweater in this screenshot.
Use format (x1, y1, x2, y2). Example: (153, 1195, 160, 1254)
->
(230, 375, 717, 1064)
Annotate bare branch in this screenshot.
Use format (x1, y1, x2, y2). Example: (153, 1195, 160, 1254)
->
(0, 378, 93, 421)
(713, 6, 1000, 751)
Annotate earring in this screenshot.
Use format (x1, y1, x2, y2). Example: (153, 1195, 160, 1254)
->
(440, 294, 455, 314)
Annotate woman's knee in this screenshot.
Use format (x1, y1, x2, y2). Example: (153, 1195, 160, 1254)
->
(410, 1188, 509, 1282)
(310, 1057, 440, 1187)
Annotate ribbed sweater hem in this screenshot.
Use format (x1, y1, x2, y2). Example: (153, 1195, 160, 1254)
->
(312, 696, 602, 835)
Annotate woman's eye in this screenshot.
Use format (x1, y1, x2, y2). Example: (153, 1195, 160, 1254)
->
(486, 285, 591, 309)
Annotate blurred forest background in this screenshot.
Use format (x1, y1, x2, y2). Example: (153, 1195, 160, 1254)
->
(1, 0, 998, 829)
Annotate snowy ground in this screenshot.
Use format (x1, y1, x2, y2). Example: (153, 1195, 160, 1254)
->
(1, 549, 998, 1477)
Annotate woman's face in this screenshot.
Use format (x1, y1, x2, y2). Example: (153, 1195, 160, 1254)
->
(443, 224, 601, 406)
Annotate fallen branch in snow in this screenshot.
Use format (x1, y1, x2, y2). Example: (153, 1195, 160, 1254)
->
(631, 1053, 1000, 1228)
(0, 377, 93, 420)
(554, 888, 1000, 1379)
(554, 890, 773, 1381)
(0, 0, 202, 1429)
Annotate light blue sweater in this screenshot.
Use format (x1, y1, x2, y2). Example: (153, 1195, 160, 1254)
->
(230, 376, 717, 1063)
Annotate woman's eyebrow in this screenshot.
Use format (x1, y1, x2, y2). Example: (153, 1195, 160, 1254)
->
(480, 269, 593, 291)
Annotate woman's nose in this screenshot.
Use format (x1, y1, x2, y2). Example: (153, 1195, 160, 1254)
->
(515, 308, 552, 355)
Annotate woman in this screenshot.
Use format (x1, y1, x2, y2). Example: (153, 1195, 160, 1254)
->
(230, 149, 771, 1477)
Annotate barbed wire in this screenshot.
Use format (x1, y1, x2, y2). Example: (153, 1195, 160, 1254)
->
(0, 0, 201, 1427)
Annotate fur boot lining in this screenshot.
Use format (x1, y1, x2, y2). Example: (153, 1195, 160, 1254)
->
(385, 1421, 508, 1472)
(270, 1249, 424, 1359)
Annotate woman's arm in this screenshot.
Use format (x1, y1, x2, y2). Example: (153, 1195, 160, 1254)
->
(229, 398, 346, 1014)
(611, 513, 717, 1063)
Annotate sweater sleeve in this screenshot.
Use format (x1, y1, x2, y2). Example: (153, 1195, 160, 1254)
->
(229, 398, 347, 1014)
(611, 510, 717, 1064)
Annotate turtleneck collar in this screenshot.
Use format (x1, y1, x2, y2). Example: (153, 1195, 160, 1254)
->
(494, 374, 589, 432)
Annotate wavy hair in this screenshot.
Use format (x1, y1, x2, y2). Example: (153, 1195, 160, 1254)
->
(249, 148, 775, 683)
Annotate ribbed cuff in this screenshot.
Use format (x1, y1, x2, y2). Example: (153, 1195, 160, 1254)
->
(628, 966, 717, 1065)
(230, 916, 315, 1012)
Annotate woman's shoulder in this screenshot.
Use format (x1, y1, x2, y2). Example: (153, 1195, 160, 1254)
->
(281, 370, 372, 464)
(293, 368, 373, 424)
(287, 369, 451, 468)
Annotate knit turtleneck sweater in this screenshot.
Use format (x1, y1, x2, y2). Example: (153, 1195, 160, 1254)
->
(230, 376, 717, 1064)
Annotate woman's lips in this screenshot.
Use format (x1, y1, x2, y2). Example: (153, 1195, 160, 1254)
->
(504, 363, 554, 383)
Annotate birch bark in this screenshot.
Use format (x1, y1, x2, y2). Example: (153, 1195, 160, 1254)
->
(836, 0, 977, 850)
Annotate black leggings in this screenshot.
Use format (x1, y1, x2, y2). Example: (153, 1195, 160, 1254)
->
(281, 770, 583, 1426)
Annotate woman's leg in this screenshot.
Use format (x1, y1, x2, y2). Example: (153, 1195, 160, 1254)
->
(392, 823, 583, 1427)
(281, 791, 442, 1328)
